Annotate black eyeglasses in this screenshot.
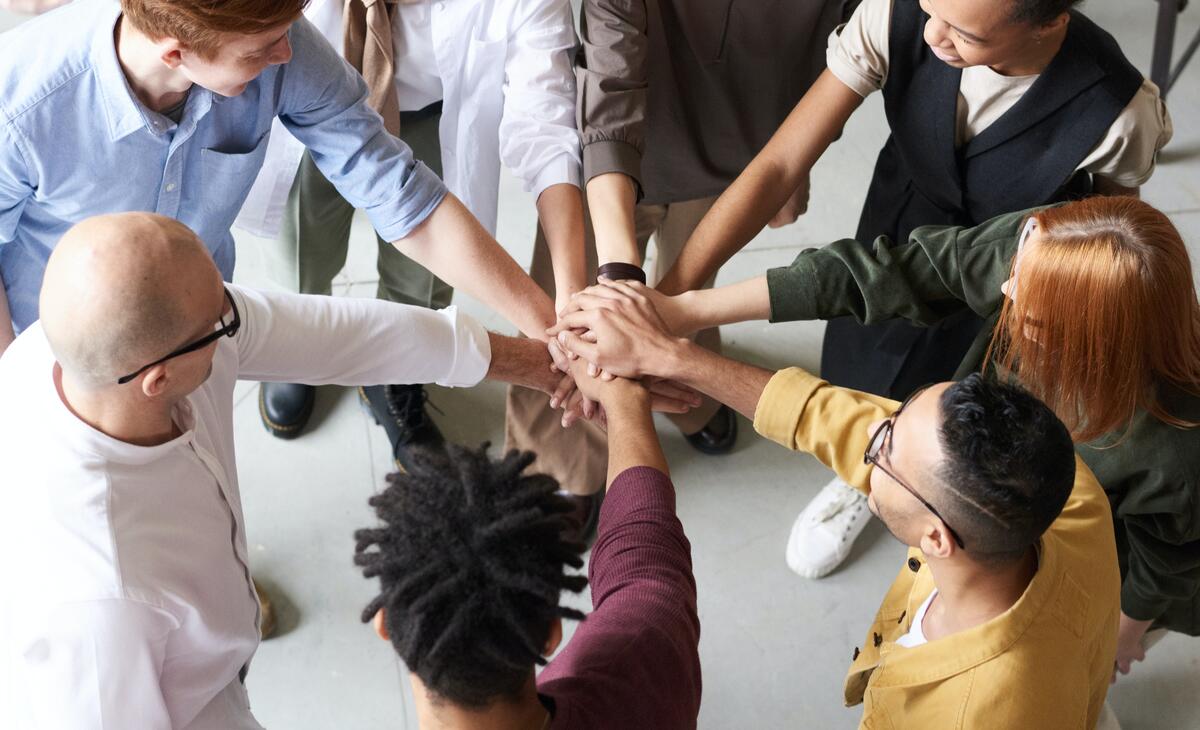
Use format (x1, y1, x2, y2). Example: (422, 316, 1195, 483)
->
(117, 288, 240, 385)
(863, 384, 967, 550)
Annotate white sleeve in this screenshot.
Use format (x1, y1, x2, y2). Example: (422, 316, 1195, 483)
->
(498, 0, 582, 196)
(825, 0, 893, 98)
(229, 285, 491, 388)
(1079, 79, 1174, 188)
(21, 599, 174, 729)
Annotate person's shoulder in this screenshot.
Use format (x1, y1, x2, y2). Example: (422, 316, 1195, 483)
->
(0, 0, 107, 125)
(539, 610, 700, 730)
(0, 324, 55, 405)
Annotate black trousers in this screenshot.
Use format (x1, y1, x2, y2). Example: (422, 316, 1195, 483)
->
(819, 309, 986, 400)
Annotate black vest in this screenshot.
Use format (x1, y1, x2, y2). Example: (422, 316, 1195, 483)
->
(855, 1, 1144, 243)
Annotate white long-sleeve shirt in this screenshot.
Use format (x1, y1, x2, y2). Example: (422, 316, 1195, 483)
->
(237, 0, 581, 239)
(0, 285, 490, 729)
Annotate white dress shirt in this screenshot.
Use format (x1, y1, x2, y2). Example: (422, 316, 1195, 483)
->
(392, 2, 443, 111)
(0, 285, 490, 729)
(236, 0, 582, 239)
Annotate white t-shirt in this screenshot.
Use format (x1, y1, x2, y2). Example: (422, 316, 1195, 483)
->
(826, 0, 1173, 187)
(0, 286, 490, 729)
(896, 589, 938, 648)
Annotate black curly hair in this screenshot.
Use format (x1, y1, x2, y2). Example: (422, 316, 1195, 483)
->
(935, 374, 1076, 563)
(1009, 0, 1083, 26)
(354, 444, 588, 708)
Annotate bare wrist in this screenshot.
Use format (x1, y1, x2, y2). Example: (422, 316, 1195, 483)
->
(658, 337, 700, 383)
(600, 383, 652, 417)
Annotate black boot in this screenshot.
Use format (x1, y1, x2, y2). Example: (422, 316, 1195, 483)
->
(259, 383, 316, 440)
(358, 384, 445, 471)
(683, 404, 738, 455)
(557, 490, 604, 548)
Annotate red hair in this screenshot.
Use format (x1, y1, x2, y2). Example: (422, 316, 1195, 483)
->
(986, 196, 1200, 442)
(120, 0, 308, 58)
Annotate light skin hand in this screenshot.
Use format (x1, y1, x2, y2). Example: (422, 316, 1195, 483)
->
(1112, 612, 1154, 683)
(559, 279, 691, 336)
(549, 281, 684, 381)
(561, 276, 772, 336)
(392, 194, 557, 340)
(565, 365, 668, 488)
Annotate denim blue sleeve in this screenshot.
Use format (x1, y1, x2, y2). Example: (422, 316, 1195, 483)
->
(0, 124, 35, 245)
(275, 18, 447, 242)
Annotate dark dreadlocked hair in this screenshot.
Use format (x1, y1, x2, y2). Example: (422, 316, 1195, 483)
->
(354, 443, 588, 709)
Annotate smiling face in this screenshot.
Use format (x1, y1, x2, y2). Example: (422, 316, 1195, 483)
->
(918, 0, 1067, 73)
(168, 23, 293, 97)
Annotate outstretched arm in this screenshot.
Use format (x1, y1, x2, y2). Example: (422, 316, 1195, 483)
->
(656, 70, 863, 295)
(576, 0, 650, 268)
(391, 194, 557, 339)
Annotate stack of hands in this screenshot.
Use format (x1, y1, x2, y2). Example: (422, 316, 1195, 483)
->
(540, 280, 698, 428)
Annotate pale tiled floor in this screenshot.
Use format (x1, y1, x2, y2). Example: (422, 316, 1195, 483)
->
(4, 3, 1199, 728)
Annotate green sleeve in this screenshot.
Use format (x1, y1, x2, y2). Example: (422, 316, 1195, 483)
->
(766, 209, 1033, 325)
(1116, 472, 1200, 622)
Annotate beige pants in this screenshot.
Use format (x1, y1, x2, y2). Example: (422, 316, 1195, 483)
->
(505, 196, 722, 494)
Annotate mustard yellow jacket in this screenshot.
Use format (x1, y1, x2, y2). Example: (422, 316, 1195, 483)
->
(754, 368, 1120, 729)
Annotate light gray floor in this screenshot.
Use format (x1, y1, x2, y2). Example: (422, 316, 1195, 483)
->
(4, 2, 1200, 728)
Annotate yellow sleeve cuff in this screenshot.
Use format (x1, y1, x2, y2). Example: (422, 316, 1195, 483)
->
(753, 367, 899, 494)
(753, 367, 827, 450)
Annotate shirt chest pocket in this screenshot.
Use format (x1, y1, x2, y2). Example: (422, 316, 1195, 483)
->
(199, 133, 271, 220)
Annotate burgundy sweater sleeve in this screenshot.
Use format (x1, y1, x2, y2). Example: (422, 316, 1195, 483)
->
(538, 466, 702, 729)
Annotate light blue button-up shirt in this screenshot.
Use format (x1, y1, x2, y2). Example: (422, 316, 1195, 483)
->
(0, 0, 447, 334)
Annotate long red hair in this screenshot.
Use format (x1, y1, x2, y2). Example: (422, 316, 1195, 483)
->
(986, 196, 1200, 442)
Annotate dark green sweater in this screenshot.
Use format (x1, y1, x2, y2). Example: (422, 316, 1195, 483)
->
(768, 207, 1200, 635)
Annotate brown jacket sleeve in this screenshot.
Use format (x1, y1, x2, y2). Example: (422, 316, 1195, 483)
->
(577, 0, 648, 199)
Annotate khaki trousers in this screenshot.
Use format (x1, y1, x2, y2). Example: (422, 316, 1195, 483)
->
(264, 107, 452, 309)
(505, 196, 723, 494)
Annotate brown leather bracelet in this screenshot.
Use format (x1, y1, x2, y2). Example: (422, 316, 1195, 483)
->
(596, 262, 647, 284)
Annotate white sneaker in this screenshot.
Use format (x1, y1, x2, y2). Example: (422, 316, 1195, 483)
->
(785, 476, 872, 578)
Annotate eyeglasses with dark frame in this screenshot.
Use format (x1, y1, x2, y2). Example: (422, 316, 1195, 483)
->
(116, 288, 240, 385)
(862, 384, 967, 550)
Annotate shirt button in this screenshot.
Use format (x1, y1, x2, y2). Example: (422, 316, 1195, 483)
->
(852, 647, 860, 661)
(873, 632, 883, 648)
(907, 557, 921, 572)
(165, 183, 177, 192)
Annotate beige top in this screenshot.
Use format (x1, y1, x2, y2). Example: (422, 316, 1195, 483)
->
(826, 0, 1173, 187)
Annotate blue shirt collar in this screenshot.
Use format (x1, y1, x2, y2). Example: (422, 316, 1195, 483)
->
(87, 5, 217, 142)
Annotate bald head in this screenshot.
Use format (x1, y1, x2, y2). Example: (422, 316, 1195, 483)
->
(40, 213, 222, 388)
